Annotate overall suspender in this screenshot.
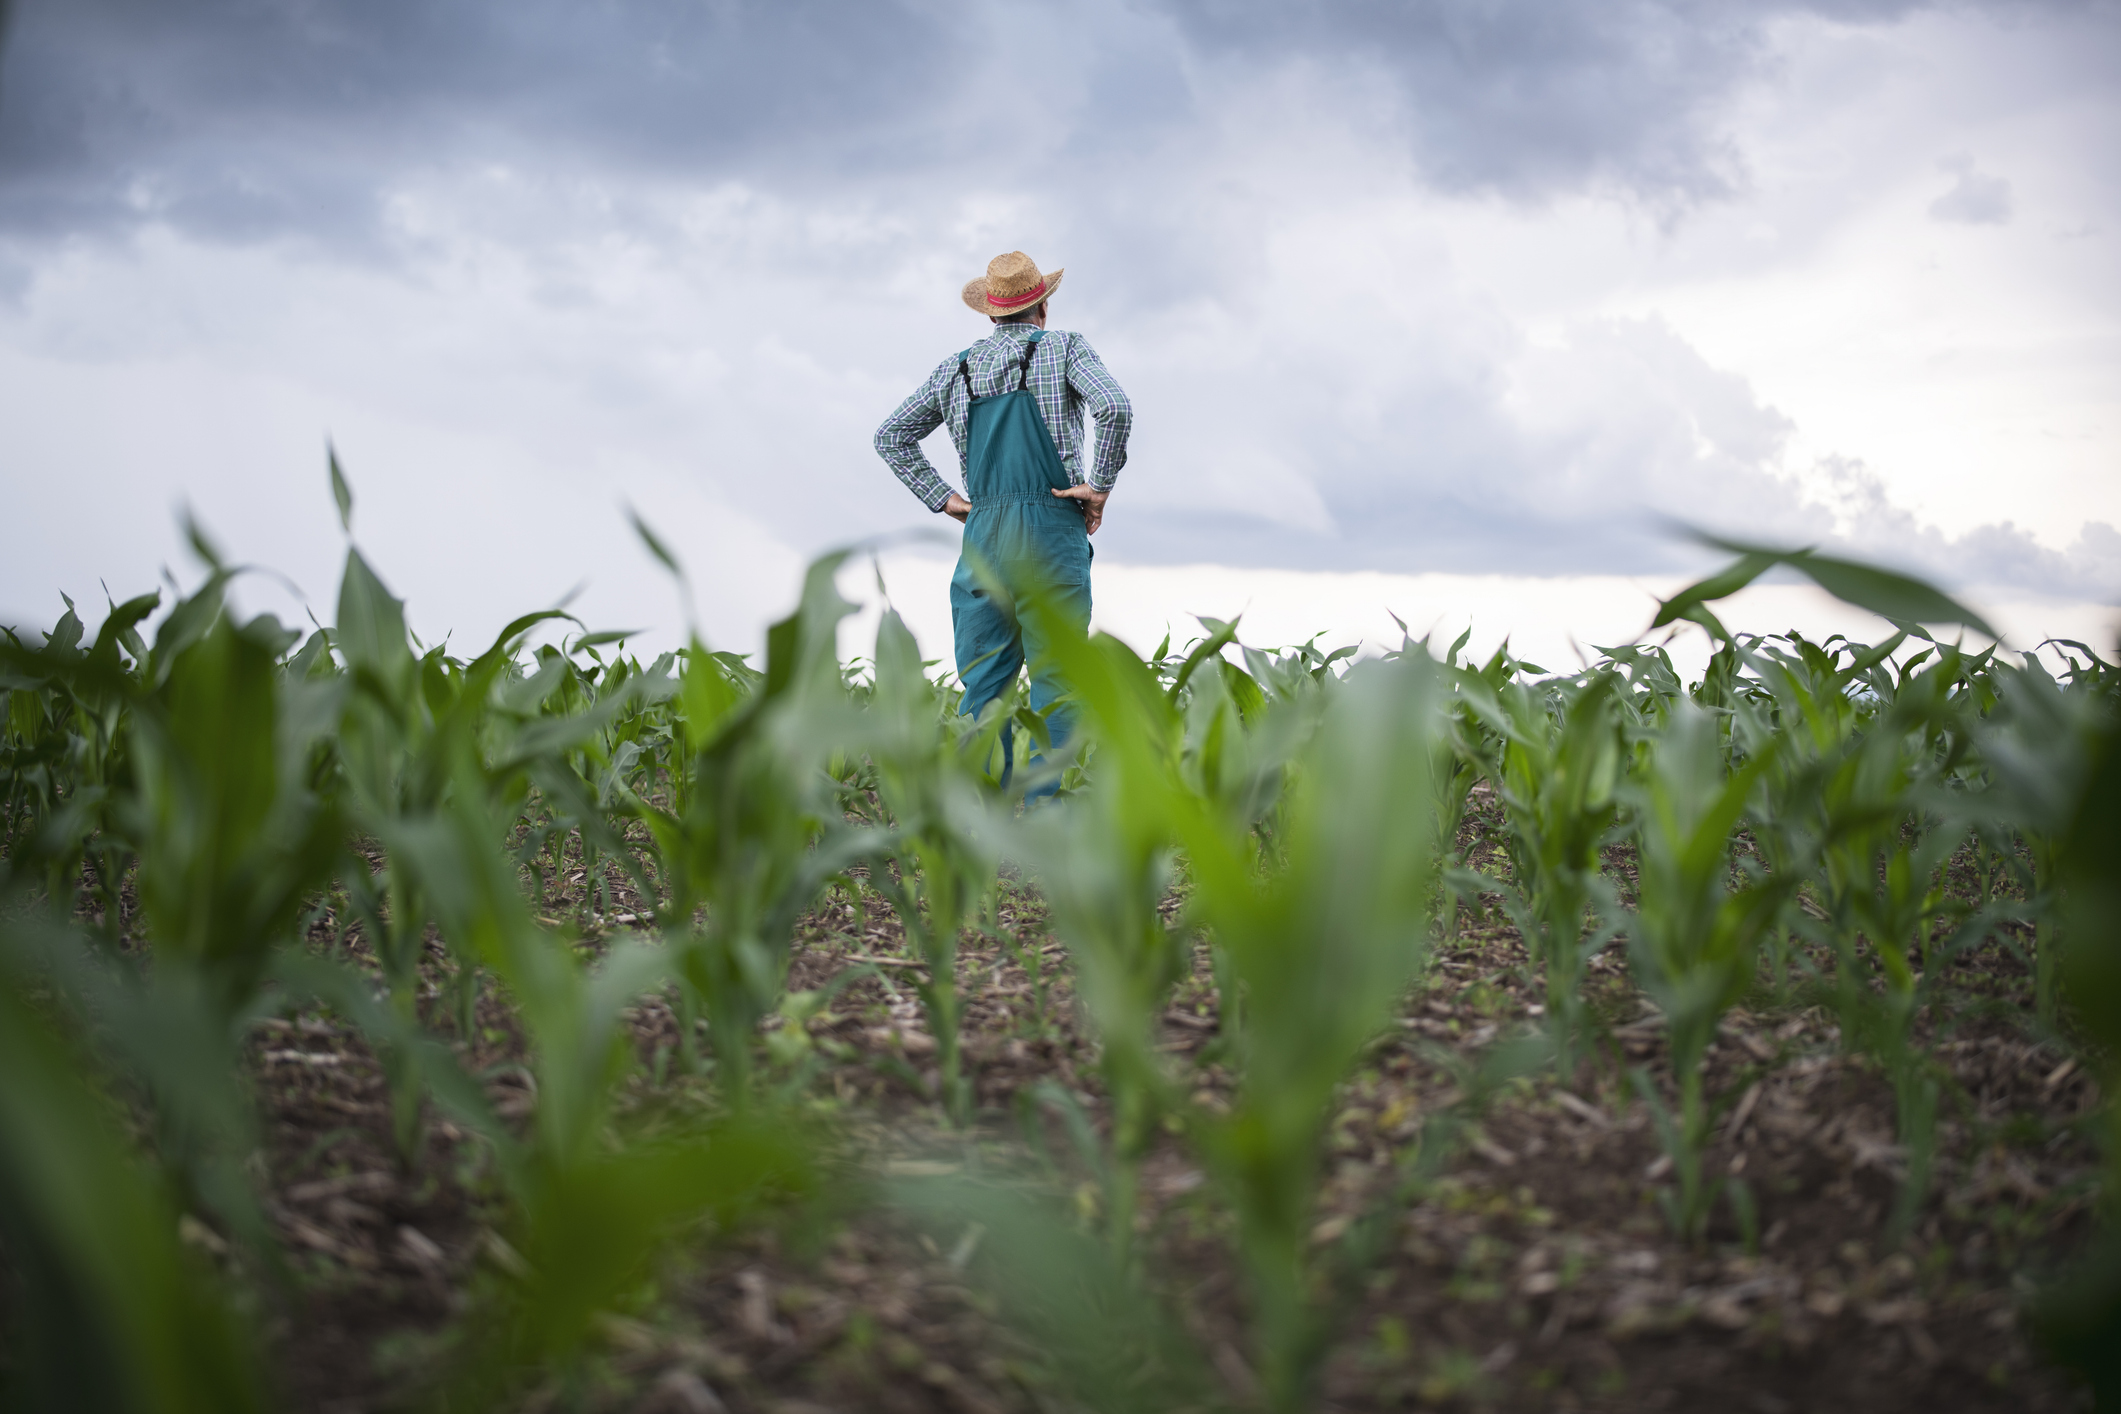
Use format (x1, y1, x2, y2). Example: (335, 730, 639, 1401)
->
(957, 331, 1043, 404)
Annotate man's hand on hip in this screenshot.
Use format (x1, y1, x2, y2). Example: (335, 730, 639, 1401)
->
(1051, 483, 1110, 535)
(943, 493, 972, 523)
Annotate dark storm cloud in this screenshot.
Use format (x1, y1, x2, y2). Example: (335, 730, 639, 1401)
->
(1, 0, 1966, 250)
(1148, 0, 1942, 211)
(0, 0, 970, 244)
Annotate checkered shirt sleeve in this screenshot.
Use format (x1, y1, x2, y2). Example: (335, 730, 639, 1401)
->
(872, 327, 1133, 512)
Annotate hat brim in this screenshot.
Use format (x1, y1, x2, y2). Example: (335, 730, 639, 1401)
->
(962, 267, 1064, 317)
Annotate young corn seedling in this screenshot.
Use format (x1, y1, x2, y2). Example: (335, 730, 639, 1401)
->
(0, 586, 165, 934)
(628, 553, 877, 1100)
(1171, 628, 1326, 1051)
(1177, 651, 1445, 1412)
(381, 748, 824, 1408)
(1656, 540, 2002, 1242)
(1624, 700, 1786, 1244)
(0, 915, 268, 1414)
(1723, 632, 1878, 1004)
(2030, 694, 2121, 1401)
(1978, 647, 2112, 1024)
(327, 528, 643, 1156)
(1456, 666, 1628, 1071)
(1016, 620, 1197, 1260)
(889, 1175, 1214, 1414)
(1810, 651, 1990, 1240)
(860, 604, 1005, 1122)
(1406, 634, 1516, 938)
(1172, 617, 1312, 838)
(3, 541, 345, 1239)
(1725, 634, 1966, 1242)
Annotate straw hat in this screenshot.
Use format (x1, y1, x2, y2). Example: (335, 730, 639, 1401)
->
(961, 251, 1065, 318)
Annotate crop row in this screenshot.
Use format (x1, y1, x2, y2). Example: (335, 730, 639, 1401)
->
(2, 474, 2117, 1412)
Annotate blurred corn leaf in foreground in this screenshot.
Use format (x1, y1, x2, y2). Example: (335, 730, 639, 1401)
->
(0, 917, 264, 1414)
(2034, 702, 2121, 1403)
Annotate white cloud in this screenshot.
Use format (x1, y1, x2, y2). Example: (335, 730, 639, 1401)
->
(1929, 154, 2014, 225)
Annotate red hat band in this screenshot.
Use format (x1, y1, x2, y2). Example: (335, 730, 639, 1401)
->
(987, 279, 1047, 310)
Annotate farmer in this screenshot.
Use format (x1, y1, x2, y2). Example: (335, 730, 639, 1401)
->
(873, 250, 1133, 795)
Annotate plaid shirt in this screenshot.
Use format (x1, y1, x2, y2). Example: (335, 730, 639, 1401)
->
(873, 323, 1133, 512)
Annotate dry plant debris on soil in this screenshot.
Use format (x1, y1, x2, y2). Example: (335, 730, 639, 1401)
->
(238, 794, 2094, 1414)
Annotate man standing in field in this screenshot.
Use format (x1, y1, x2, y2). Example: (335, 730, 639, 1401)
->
(873, 251, 1133, 794)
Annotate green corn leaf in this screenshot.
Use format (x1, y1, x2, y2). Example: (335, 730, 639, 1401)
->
(568, 629, 641, 653)
(1651, 551, 1779, 631)
(1786, 553, 1998, 638)
(333, 547, 415, 701)
(150, 573, 231, 684)
(0, 960, 267, 1414)
(1166, 614, 1242, 704)
(1664, 533, 1999, 640)
(327, 443, 354, 534)
(476, 607, 579, 665)
(182, 508, 227, 573)
(628, 504, 685, 580)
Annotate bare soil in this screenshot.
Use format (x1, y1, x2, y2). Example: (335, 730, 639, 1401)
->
(231, 793, 2099, 1412)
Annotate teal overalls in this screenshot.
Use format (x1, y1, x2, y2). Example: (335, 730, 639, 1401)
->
(950, 331, 1091, 795)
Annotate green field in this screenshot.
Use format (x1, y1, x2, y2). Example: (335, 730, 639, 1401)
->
(3, 474, 2117, 1413)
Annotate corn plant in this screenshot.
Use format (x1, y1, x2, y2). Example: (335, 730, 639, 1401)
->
(1171, 616, 1311, 837)
(626, 553, 876, 1099)
(859, 604, 1010, 1122)
(1413, 635, 1521, 938)
(0, 915, 266, 1414)
(2030, 693, 2121, 1400)
(1160, 620, 1329, 1053)
(373, 741, 823, 1405)
(325, 536, 641, 1157)
(891, 1176, 1214, 1414)
(1976, 647, 2115, 1022)
(1724, 631, 1884, 1002)
(0, 556, 352, 1245)
(1786, 653, 1970, 1235)
(499, 634, 675, 931)
(1624, 700, 1786, 1242)
(126, 607, 344, 1022)
(1017, 621, 1198, 1259)
(1177, 651, 1445, 1411)
(0, 587, 163, 931)
(1656, 541, 2003, 1241)
(1422, 631, 1490, 890)
(1455, 665, 1628, 1069)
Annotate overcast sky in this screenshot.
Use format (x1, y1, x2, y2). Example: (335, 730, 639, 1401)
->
(2, 0, 2116, 658)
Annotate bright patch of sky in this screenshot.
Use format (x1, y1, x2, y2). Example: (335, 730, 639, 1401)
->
(1, 0, 2115, 666)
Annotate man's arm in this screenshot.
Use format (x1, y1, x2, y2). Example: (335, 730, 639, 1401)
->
(873, 363, 961, 513)
(1048, 334, 1129, 535)
(1068, 335, 1132, 493)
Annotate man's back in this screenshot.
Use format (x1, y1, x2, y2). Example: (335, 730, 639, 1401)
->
(873, 321, 1131, 516)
